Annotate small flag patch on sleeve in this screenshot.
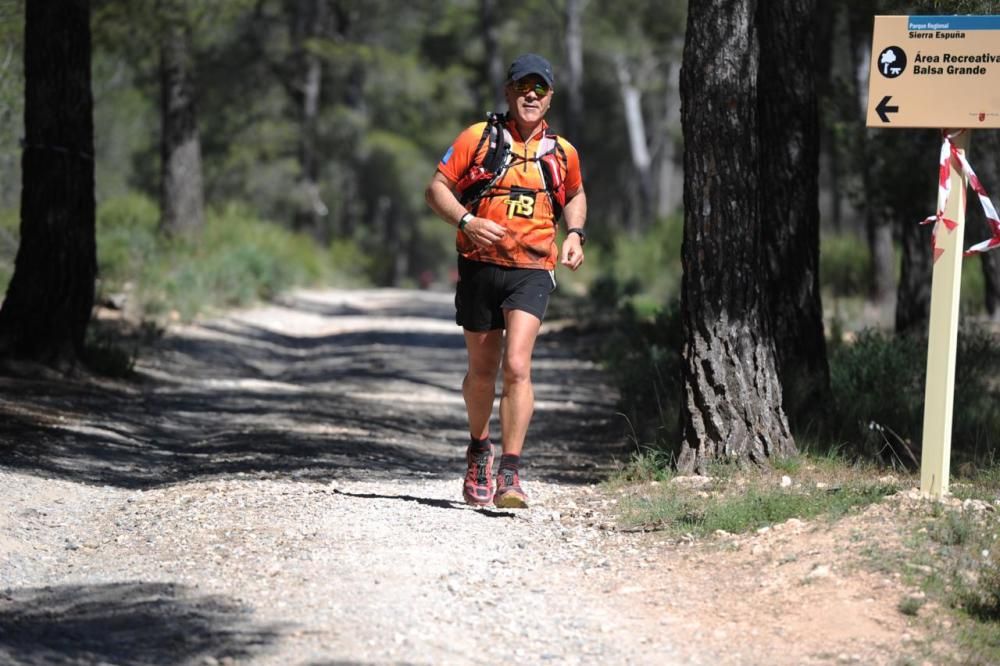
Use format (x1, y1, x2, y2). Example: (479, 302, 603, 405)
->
(440, 146, 454, 165)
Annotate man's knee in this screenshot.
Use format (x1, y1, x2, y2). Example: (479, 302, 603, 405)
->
(502, 356, 532, 385)
(465, 365, 497, 386)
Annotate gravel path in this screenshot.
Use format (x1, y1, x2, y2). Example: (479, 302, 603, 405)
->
(0, 289, 703, 665)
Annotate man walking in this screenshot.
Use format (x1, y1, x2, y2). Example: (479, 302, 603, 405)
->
(425, 53, 588, 508)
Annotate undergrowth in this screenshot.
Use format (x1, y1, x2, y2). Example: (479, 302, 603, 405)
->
(94, 194, 368, 322)
(616, 457, 899, 536)
(0, 194, 370, 375)
(865, 497, 1000, 665)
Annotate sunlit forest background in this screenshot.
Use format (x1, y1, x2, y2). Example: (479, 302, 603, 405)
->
(1, 0, 998, 462)
(1, 0, 993, 320)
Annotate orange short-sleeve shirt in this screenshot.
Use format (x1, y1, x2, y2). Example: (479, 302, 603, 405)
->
(438, 117, 583, 270)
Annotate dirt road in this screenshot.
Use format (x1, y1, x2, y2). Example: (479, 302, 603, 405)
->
(1, 289, 921, 665)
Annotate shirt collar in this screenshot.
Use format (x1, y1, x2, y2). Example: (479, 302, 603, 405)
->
(505, 116, 548, 143)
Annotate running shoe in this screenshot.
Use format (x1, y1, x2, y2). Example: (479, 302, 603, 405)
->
(462, 442, 494, 506)
(493, 467, 529, 509)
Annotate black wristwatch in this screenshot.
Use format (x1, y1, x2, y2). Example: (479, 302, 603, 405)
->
(567, 227, 586, 245)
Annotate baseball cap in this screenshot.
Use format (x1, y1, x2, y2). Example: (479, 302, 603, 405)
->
(507, 53, 554, 88)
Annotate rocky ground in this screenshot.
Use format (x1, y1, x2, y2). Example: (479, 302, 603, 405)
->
(0, 289, 947, 665)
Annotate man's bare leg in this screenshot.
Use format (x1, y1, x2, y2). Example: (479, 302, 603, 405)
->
(494, 308, 542, 508)
(460, 328, 503, 505)
(498, 309, 542, 455)
(463, 329, 503, 439)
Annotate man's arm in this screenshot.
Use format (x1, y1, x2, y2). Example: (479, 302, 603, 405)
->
(424, 171, 505, 248)
(559, 187, 587, 270)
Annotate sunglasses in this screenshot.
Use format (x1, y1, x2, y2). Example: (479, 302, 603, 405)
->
(510, 80, 551, 97)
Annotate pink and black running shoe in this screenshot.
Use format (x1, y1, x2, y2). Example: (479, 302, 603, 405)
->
(462, 442, 495, 506)
(493, 467, 529, 509)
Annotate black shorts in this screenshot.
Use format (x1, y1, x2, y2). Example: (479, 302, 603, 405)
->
(455, 256, 556, 331)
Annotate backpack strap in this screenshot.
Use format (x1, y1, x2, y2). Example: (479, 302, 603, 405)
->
(536, 133, 568, 221)
(457, 116, 568, 221)
(457, 113, 512, 214)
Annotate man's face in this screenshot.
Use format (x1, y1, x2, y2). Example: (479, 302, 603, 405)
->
(505, 75, 552, 127)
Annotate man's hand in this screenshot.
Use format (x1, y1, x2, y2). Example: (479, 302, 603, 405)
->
(560, 234, 584, 270)
(462, 216, 506, 248)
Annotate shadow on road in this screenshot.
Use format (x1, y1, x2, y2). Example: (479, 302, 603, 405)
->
(331, 488, 516, 518)
(0, 582, 284, 665)
(0, 289, 628, 489)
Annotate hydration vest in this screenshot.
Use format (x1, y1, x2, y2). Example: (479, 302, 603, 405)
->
(454, 112, 568, 221)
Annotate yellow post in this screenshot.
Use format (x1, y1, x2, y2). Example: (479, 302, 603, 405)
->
(920, 129, 971, 497)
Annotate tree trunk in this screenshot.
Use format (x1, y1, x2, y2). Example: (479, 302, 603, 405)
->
(893, 129, 941, 334)
(159, 0, 204, 235)
(896, 208, 933, 334)
(757, 0, 830, 427)
(614, 54, 653, 232)
(677, 0, 794, 474)
(0, 0, 96, 366)
(846, 6, 894, 316)
(481, 0, 505, 111)
(654, 52, 682, 218)
(815, 0, 841, 230)
(563, 0, 585, 141)
(971, 130, 1000, 321)
(291, 0, 328, 236)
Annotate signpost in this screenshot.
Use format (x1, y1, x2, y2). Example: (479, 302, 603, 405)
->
(867, 15, 1000, 497)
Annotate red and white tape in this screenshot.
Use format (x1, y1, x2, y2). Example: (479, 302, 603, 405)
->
(921, 129, 1000, 260)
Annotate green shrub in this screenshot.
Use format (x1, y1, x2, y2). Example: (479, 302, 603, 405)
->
(963, 560, 1000, 622)
(329, 237, 375, 287)
(612, 445, 677, 484)
(827, 325, 1000, 465)
(599, 297, 684, 453)
(898, 595, 926, 616)
(928, 505, 972, 546)
(81, 326, 137, 378)
(621, 479, 898, 536)
(93, 194, 360, 322)
(828, 329, 925, 460)
(96, 192, 159, 288)
(607, 213, 683, 308)
(961, 254, 986, 316)
(139, 204, 334, 318)
(820, 233, 872, 298)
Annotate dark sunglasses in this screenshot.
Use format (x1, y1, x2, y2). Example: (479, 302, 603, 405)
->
(510, 80, 551, 97)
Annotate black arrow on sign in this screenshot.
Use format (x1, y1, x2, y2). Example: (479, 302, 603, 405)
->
(876, 95, 899, 123)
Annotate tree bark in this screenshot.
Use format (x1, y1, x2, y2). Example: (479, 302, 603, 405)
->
(159, 0, 204, 235)
(0, 0, 96, 366)
(677, 0, 794, 474)
(291, 0, 329, 236)
(481, 0, 505, 111)
(757, 0, 830, 427)
(563, 0, 585, 141)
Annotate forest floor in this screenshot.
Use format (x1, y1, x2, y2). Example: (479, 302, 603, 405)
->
(0, 288, 978, 665)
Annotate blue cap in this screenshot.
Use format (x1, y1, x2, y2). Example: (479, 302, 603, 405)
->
(507, 53, 554, 87)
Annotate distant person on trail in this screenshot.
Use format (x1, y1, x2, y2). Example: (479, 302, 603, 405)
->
(425, 53, 587, 509)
